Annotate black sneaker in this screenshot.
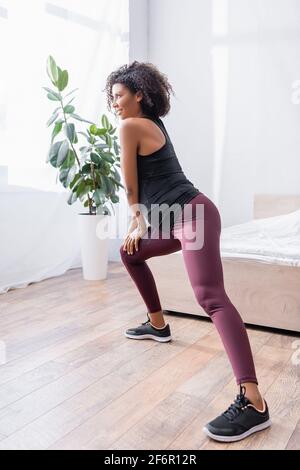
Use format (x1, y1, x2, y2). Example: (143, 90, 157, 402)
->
(202, 385, 271, 442)
(125, 313, 172, 342)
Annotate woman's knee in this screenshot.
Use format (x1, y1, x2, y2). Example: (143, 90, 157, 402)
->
(119, 244, 141, 264)
(193, 285, 228, 316)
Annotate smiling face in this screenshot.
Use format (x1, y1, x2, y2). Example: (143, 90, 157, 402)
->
(111, 83, 145, 119)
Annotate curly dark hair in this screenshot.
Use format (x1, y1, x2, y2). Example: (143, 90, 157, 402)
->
(103, 60, 176, 119)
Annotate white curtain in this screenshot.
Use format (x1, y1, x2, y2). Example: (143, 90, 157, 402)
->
(0, 0, 129, 294)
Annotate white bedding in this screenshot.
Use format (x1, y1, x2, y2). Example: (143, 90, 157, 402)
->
(220, 209, 300, 266)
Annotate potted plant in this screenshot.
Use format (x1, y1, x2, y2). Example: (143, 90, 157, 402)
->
(43, 55, 124, 280)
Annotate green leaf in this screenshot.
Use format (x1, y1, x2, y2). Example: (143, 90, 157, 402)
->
(57, 139, 69, 166)
(81, 163, 91, 174)
(89, 124, 98, 135)
(64, 104, 75, 114)
(57, 69, 68, 91)
(67, 190, 78, 205)
(110, 194, 119, 203)
(112, 167, 121, 182)
(51, 121, 63, 142)
(76, 180, 90, 198)
(79, 145, 91, 157)
(64, 123, 76, 143)
(95, 143, 107, 150)
(90, 152, 101, 166)
(99, 152, 114, 164)
(69, 173, 82, 189)
(46, 140, 63, 164)
(47, 55, 59, 85)
(50, 154, 59, 168)
(46, 112, 59, 127)
(96, 128, 107, 136)
(108, 126, 117, 135)
(59, 163, 77, 188)
(110, 176, 124, 189)
(101, 114, 109, 129)
(60, 149, 75, 169)
(47, 93, 60, 101)
(113, 140, 120, 156)
(105, 133, 112, 148)
(100, 174, 111, 194)
(93, 188, 105, 205)
(70, 114, 94, 124)
(43, 87, 61, 100)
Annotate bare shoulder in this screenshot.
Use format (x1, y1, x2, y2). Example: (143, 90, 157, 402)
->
(119, 117, 143, 142)
(119, 117, 141, 130)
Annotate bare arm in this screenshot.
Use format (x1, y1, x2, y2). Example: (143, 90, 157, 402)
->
(119, 118, 146, 227)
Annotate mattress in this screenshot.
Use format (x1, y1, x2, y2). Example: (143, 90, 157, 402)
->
(220, 209, 300, 267)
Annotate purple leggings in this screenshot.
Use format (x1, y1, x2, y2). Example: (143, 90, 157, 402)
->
(120, 192, 258, 385)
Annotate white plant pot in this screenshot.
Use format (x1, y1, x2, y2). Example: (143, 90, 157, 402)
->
(77, 213, 110, 280)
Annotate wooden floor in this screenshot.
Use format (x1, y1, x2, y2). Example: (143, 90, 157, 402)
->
(0, 263, 299, 450)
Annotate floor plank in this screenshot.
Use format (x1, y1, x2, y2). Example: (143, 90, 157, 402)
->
(0, 264, 298, 450)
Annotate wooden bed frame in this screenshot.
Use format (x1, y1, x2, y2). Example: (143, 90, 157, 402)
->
(147, 194, 300, 333)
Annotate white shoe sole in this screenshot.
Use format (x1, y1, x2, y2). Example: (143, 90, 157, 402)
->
(125, 332, 172, 342)
(202, 419, 271, 442)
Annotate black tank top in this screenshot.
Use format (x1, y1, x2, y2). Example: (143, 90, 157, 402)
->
(137, 116, 201, 232)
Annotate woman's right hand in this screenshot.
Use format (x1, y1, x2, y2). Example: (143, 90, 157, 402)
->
(122, 217, 138, 254)
(123, 219, 148, 255)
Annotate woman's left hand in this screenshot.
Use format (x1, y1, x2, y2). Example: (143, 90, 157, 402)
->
(123, 222, 148, 255)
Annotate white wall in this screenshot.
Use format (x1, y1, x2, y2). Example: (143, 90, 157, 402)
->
(108, 0, 149, 262)
(129, 0, 148, 60)
(146, 0, 300, 226)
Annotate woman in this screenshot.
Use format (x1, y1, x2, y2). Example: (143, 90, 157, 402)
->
(104, 61, 271, 443)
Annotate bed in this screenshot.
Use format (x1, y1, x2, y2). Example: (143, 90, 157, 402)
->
(147, 195, 300, 333)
